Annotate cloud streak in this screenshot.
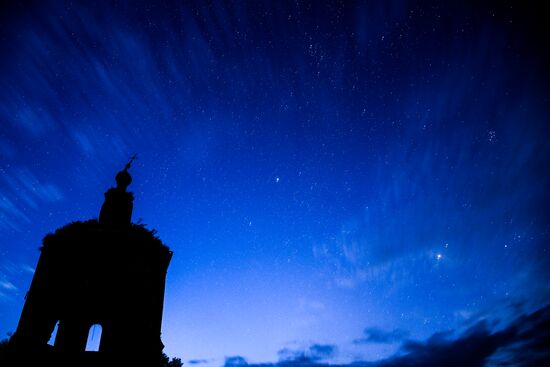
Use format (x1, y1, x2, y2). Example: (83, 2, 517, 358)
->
(277, 344, 337, 363)
(353, 328, 409, 345)
(188, 359, 211, 365)
(0, 166, 63, 231)
(0, 261, 34, 303)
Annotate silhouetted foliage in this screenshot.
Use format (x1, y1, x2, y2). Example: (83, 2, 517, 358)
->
(161, 352, 184, 367)
(43, 219, 168, 251)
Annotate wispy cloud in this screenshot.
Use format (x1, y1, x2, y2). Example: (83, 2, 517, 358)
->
(278, 344, 338, 363)
(0, 261, 34, 303)
(1, 261, 35, 275)
(0, 290, 12, 302)
(0, 166, 63, 231)
(353, 328, 409, 345)
(188, 359, 211, 365)
(0, 280, 17, 291)
(313, 236, 431, 291)
(224, 356, 248, 367)
(0, 277, 17, 303)
(0, 193, 31, 231)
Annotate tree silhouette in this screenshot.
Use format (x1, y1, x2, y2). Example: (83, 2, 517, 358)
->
(161, 352, 183, 367)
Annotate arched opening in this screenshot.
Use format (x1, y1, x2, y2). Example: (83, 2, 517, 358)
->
(85, 324, 102, 352)
(47, 321, 59, 346)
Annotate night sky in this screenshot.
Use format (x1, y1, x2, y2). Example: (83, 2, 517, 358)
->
(1, 1, 549, 366)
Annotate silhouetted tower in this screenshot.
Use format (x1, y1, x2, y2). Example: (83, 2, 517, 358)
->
(8, 158, 172, 366)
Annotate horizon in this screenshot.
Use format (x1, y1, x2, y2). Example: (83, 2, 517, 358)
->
(1, 1, 549, 366)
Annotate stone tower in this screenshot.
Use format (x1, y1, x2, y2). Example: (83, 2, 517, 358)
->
(7, 159, 172, 366)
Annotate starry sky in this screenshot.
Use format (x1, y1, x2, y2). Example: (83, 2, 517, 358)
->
(0, 1, 549, 366)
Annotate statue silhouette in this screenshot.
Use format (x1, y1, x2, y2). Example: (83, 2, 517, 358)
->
(99, 155, 137, 226)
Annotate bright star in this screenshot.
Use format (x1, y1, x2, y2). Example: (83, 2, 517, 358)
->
(436, 253, 443, 260)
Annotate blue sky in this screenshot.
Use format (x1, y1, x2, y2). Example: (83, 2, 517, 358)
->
(1, 1, 549, 366)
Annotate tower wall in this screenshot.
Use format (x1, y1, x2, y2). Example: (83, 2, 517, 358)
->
(9, 220, 172, 365)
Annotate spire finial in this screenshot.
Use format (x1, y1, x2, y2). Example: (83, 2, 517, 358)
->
(116, 154, 137, 191)
(125, 154, 138, 171)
